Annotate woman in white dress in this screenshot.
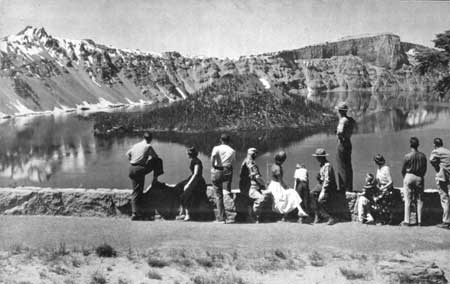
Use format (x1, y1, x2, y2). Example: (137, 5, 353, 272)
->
(266, 151, 308, 221)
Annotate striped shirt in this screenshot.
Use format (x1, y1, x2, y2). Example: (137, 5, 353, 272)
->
(401, 150, 427, 177)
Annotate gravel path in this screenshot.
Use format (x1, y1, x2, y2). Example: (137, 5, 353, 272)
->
(1, 216, 450, 253)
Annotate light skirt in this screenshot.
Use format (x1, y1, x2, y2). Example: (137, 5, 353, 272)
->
(268, 180, 307, 215)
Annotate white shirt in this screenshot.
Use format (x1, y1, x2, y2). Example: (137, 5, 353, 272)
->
(294, 168, 308, 182)
(376, 165, 392, 187)
(211, 144, 236, 167)
(127, 140, 155, 165)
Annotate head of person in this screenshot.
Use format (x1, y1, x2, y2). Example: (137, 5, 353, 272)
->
(296, 163, 305, 169)
(187, 146, 198, 159)
(434, 137, 443, 148)
(143, 132, 153, 143)
(220, 133, 230, 145)
(335, 102, 349, 117)
(274, 151, 287, 165)
(247, 147, 258, 159)
(373, 154, 386, 167)
(312, 148, 328, 163)
(410, 137, 419, 150)
(365, 173, 375, 186)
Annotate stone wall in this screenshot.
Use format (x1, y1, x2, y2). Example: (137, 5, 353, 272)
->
(0, 186, 443, 225)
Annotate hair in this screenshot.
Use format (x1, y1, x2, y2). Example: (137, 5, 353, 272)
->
(365, 173, 375, 183)
(410, 137, 419, 149)
(274, 151, 287, 164)
(434, 137, 444, 147)
(373, 154, 385, 165)
(220, 134, 230, 144)
(143, 132, 153, 142)
(187, 146, 198, 158)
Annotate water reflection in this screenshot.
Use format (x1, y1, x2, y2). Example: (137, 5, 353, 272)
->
(0, 91, 448, 188)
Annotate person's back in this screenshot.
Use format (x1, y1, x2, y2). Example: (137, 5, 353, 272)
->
(128, 140, 152, 165)
(211, 144, 236, 168)
(431, 146, 450, 176)
(402, 150, 427, 178)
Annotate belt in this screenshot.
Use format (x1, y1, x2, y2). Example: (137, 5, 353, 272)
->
(213, 165, 232, 170)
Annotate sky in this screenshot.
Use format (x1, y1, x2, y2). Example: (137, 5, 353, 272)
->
(0, 0, 449, 58)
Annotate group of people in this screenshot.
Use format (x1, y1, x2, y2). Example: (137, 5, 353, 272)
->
(125, 102, 450, 229)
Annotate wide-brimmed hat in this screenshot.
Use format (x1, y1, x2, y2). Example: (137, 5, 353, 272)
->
(247, 147, 257, 155)
(312, 148, 329, 157)
(373, 154, 385, 165)
(335, 102, 349, 111)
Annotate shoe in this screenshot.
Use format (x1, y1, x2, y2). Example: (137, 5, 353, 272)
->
(327, 218, 337, 226)
(131, 215, 143, 221)
(365, 220, 375, 225)
(400, 221, 411, 227)
(183, 216, 191, 222)
(213, 220, 226, 224)
(436, 223, 450, 229)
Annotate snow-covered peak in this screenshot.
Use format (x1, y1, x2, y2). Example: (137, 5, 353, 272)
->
(9, 26, 49, 43)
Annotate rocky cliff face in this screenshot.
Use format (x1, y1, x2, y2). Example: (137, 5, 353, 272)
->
(0, 27, 440, 116)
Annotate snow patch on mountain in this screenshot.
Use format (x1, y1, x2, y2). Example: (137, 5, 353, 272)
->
(259, 78, 270, 89)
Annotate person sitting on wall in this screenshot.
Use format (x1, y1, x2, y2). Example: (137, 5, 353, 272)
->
(357, 173, 378, 224)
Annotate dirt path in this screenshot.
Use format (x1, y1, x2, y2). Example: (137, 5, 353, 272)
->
(1, 216, 449, 253)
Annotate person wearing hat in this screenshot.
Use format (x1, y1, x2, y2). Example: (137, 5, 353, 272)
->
(311, 148, 338, 225)
(177, 146, 207, 221)
(335, 102, 355, 192)
(429, 137, 450, 229)
(127, 132, 164, 221)
(372, 153, 397, 225)
(210, 133, 236, 223)
(357, 173, 377, 224)
(266, 151, 308, 221)
(239, 147, 270, 223)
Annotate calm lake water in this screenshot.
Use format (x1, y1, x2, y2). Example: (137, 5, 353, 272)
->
(0, 91, 448, 190)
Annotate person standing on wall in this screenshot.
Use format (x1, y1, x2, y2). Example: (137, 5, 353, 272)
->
(335, 102, 355, 192)
(211, 134, 236, 224)
(127, 132, 164, 221)
(401, 137, 427, 226)
(429, 137, 450, 229)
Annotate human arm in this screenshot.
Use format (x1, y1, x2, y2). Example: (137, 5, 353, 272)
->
(430, 150, 440, 172)
(184, 164, 200, 191)
(210, 147, 217, 167)
(401, 155, 407, 177)
(126, 149, 132, 161)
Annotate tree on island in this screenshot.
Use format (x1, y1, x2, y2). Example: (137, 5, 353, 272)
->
(415, 30, 450, 99)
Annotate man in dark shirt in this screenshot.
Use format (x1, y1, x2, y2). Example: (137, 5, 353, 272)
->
(401, 137, 427, 226)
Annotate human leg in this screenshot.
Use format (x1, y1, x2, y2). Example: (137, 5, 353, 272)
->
(358, 196, 370, 223)
(212, 171, 226, 222)
(403, 175, 413, 224)
(129, 166, 145, 218)
(438, 181, 450, 224)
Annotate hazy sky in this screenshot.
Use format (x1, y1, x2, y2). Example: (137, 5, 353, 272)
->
(0, 0, 449, 58)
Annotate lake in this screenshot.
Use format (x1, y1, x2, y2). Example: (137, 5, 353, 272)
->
(0, 91, 448, 191)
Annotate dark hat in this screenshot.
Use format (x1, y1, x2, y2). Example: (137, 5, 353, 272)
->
(373, 154, 385, 165)
(312, 148, 329, 157)
(335, 102, 349, 111)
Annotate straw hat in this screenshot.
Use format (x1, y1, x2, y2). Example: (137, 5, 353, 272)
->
(247, 147, 257, 155)
(335, 102, 349, 111)
(312, 148, 329, 157)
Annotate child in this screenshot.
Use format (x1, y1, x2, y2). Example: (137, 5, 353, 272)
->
(357, 173, 377, 224)
(294, 163, 310, 221)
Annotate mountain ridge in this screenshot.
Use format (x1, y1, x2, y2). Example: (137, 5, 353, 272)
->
(0, 26, 441, 116)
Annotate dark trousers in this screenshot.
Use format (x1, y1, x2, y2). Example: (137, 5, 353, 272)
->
(295, 180, 310, 213)
(128, 157, 163, 216)
(310, 184, 332, 220)
(336, 140, 353, 192)
(211, 167, 232, 221)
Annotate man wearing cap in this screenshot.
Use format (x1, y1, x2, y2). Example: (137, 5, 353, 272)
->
(336, 102, 355, 192)
(429, 137, 450, 229)
(239, 148, 269, 223)
(127, 132, 164, 221)
(311, 148, 338, 225)
(211, 134, 236, 223)
(401, 137, 427, 226)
